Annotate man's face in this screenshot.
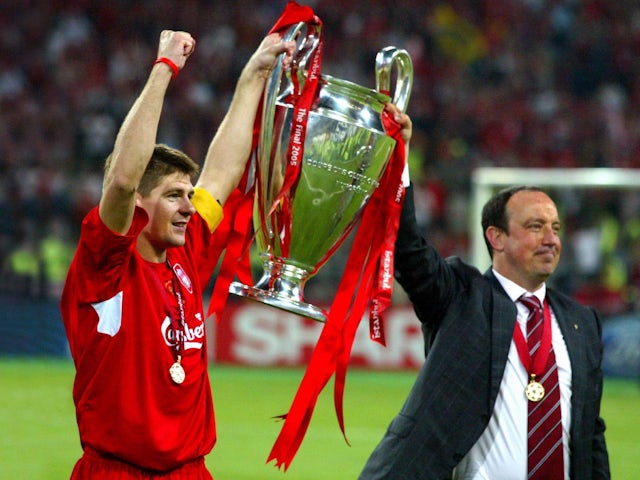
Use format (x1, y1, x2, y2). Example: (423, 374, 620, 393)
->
(136, 171, 195, 261)
(492, 190, 562, 291)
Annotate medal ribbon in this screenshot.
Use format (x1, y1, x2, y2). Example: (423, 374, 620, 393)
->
(512, 298, 553, 380)
(146, 260, 187, 383)
(169, 266, 186, 360)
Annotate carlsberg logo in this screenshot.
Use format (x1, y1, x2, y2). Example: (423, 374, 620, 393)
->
(161, 314, 205, 350)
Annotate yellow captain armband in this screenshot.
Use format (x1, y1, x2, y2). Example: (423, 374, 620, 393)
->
(192, 187, 224, 232)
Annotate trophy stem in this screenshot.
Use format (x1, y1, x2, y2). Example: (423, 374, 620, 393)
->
(272, 263, 307, 302)
(229, 260, 327, 322)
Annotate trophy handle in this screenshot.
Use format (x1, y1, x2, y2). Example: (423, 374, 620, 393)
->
(261, 21, 322, 155)
(375, 46, 413, 113)
(259, 22, 322, 240)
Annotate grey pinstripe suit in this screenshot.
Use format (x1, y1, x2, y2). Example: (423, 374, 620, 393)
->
(359, 186, 610, 480)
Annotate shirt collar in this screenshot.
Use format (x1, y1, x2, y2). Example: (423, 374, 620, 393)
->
(492, 269, 546, 304)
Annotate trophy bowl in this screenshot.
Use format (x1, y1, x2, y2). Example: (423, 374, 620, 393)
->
(229, 22, 412, 321)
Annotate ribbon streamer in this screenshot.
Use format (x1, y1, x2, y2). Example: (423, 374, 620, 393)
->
(267, 111, 406, 470)
(207, 1, 407, 470)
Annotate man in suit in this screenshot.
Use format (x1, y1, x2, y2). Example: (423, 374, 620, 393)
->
(359, 105, 610, 479)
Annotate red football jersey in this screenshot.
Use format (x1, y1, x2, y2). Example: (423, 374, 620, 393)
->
(61, 194, 222, 472)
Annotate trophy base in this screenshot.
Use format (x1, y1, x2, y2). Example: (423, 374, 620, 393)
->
(229, 281, 327, 322)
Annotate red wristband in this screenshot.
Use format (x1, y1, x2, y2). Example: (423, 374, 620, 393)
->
(154, 57, 179, 79)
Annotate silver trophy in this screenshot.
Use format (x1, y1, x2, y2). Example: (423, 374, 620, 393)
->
(229, 22, 413, 321)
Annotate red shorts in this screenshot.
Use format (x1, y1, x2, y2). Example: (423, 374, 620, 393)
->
(70, 448, 214, 480)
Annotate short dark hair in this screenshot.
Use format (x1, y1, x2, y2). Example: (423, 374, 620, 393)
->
(103, 144, 200, 197)
(480, 185, 545, 258)
(137, 144, 199, 196)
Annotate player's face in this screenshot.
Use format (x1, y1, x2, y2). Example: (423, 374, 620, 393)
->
(136, 172, 195, 260)
(493, 190, 562, 291)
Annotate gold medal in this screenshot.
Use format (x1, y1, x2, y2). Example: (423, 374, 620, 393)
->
(525, 375, 545, 402)
(169, 357, 185, 385)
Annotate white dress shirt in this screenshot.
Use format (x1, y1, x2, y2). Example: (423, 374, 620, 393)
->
(453, 271, 572, 480)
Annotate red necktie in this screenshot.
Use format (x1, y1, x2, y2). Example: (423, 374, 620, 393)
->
(519, 295, 564, 480)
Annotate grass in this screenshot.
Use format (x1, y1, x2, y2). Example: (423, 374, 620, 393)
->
(599, 379, 640, 479)
(1, 359, 638, 479)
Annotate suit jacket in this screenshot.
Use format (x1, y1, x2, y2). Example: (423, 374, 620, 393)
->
(359, 186, 609, 480)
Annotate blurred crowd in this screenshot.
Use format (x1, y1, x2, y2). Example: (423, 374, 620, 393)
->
(2, 0, 640, 316)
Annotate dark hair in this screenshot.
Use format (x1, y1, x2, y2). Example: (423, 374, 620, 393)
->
(480, 185, 545, 258)
(137, 144, 199, 196)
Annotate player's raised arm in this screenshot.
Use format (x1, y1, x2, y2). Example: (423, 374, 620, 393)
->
(99, 30, 196, 234)
(195, 33, 294, 205)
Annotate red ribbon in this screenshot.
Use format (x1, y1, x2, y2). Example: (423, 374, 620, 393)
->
(368, 114, 407, 347)
(206, 181, 254, 319)
(269, 1, 318, 33)
(208, 1, 320, 320)
(513, 298, 553, 377)
(267, 111, 407, 470)
(266, 13, 323, 256)
(206, 1, 408, 470)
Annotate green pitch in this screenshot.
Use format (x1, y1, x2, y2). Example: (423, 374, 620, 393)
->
(1, 359, 638, 479)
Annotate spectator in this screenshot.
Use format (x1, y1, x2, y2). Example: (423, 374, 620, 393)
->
(3, 0, 640, 310)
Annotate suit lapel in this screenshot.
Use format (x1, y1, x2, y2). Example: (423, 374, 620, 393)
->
(547, 292, 585, 397)
(485, 271, 518, 403)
